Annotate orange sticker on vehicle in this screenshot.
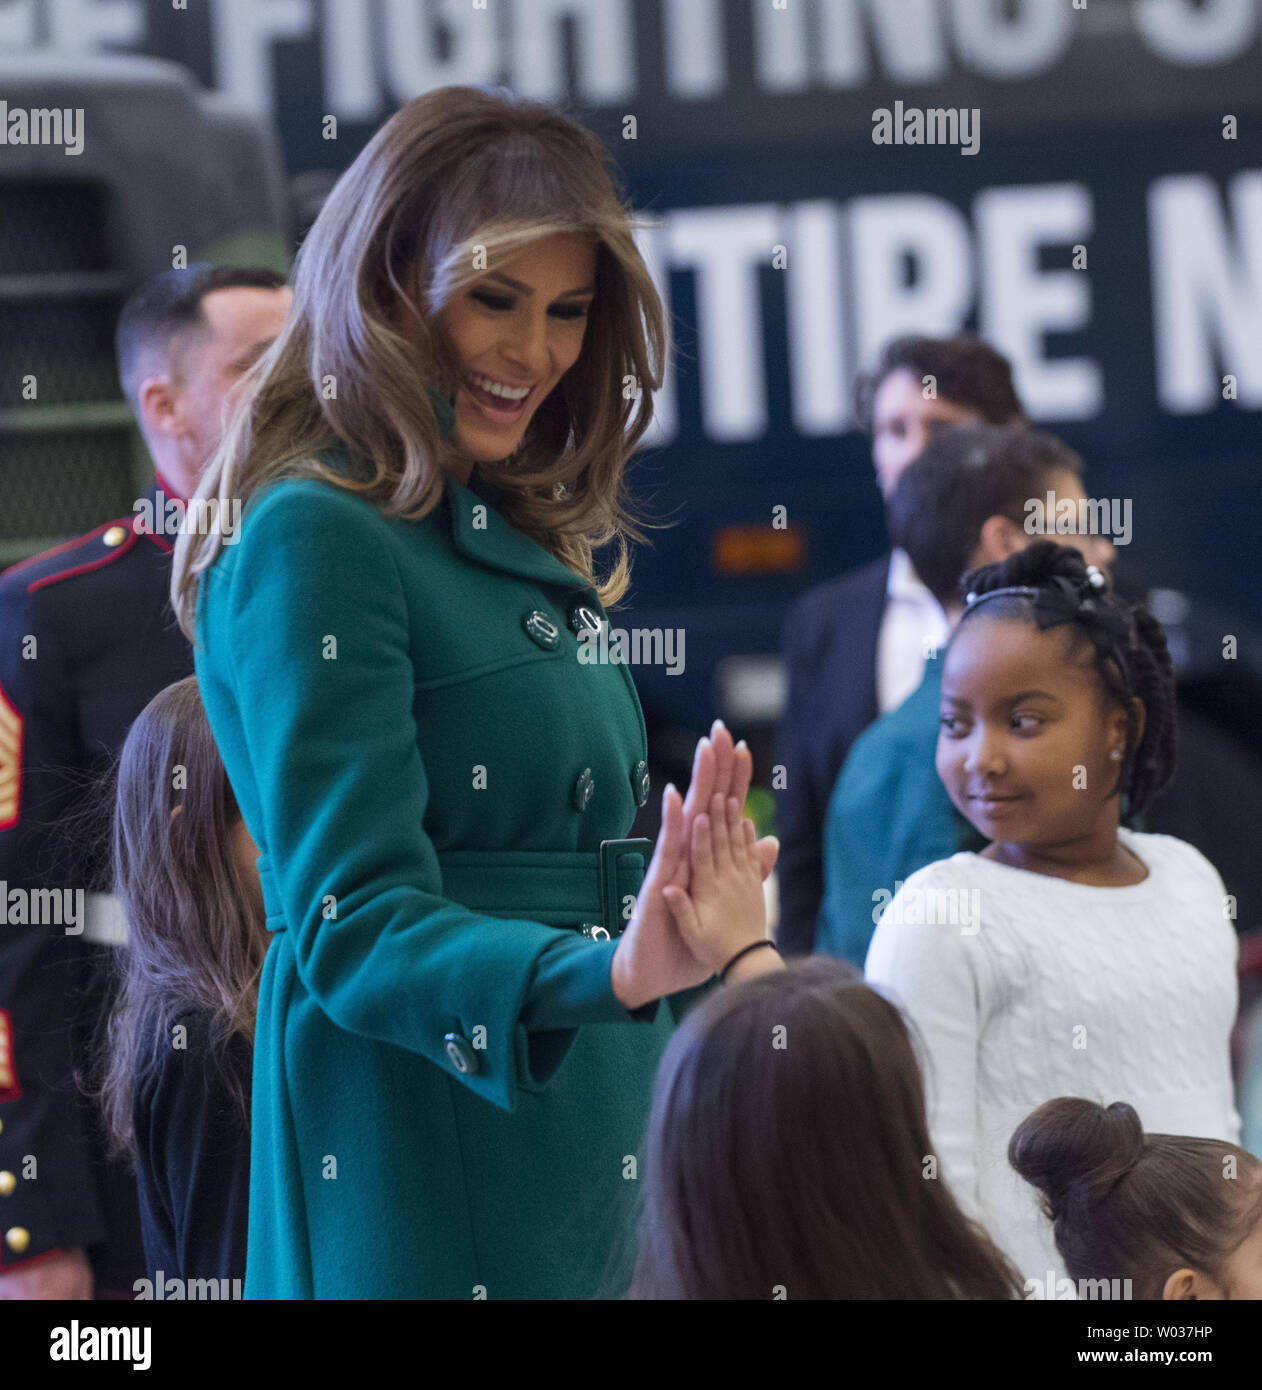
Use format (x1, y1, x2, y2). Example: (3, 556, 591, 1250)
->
(0, 681, 20, 831)
(0, 1010, 18, 1102)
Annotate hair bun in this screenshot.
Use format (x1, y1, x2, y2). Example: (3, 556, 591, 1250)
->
(1009, 1098, 1145, 1223)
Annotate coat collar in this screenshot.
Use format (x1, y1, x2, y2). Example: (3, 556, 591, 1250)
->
(318, 445, 591, 592)
(442, 467, 592, 593)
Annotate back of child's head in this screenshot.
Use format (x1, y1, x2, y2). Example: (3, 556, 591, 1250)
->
(1010, 1097, 1262, 1299)
(952, 540, 1176, 819)
(887, 424, 1083, 608)
(97, 675, 267, 1159)
(627, 956, 1021, 1299)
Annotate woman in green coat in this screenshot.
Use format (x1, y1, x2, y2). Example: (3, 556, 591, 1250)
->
(172, 86, 778, 1299)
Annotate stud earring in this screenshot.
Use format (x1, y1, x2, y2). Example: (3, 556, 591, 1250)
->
(1110, 749, 1122, 761)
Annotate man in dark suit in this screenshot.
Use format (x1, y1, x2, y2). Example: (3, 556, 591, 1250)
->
(0, 265, 290, 1299)
(773, 335, 1024, 956)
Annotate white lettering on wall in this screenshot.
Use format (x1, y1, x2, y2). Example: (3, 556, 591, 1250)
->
(1150, 172, 1262, 410)
(977, 182, 1101, 419)
(668, 204, 780, 442)
(1135, 0, 1257, 66)
(850, 194, 974, 369)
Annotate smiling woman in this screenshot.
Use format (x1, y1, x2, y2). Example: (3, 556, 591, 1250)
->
(435, 231, 597, 477)
(172, 87, 670, 621)
(163, 85, 775, 1303)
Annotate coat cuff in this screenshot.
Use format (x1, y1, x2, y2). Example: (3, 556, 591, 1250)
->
(521, 935, 660, 1029)
(510, 937, 659, 1092)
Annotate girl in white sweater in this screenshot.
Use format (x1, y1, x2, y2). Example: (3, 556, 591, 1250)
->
(865, 541, 1240, 1288)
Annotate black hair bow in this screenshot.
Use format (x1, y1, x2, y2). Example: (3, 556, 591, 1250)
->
(1031, 575, 1135, 678)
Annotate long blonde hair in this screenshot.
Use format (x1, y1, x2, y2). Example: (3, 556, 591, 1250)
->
(172, 85, 670, 636)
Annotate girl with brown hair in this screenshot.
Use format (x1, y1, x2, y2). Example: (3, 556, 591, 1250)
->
(170, 85, 777, 1298)
(632, 958, 1023, 1299)
(1011, 1097, 1262, 1300)
(631, 794, 1019, 1298)
(97, 675, 266, 1286)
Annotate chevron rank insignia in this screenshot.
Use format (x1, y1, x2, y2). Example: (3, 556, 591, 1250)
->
(0, 1009, 18, 1102)
(0, 681, 19, 831)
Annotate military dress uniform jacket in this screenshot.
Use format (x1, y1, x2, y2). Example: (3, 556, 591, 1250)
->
(194, 449, 708, 1300)
(0, 492, 194, 1285)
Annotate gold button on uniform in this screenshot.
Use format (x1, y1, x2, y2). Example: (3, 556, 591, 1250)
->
(0, 1171, 14, 1196)
(5, 1226, 30, 1254)
(103, 525, 127, 547)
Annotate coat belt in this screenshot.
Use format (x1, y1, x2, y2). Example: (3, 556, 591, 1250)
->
(261, 839, 652, 939)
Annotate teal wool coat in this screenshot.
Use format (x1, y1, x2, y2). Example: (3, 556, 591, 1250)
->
(194, 450, 704, 1299)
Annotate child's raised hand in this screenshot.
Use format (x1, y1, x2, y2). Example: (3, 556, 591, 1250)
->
(662, 791, 768, 978)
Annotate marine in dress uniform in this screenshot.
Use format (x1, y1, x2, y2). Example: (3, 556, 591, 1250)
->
(0, 479, 194, 1291)
(195, 446, 711, 1299)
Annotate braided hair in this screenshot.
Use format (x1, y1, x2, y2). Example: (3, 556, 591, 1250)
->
(952, 540, 1176, 819)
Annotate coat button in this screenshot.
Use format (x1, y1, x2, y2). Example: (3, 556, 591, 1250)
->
(572, 767, 595, 812)
(443, 1032, 480, 1076)
(4, 1226, 30, 1254)
(568, 602, 603, 636)
(631, 760, 650, 807)
(522, 609, 560, 650)
(103, 525, 127, 547)
(0, 1171, 14, 1197)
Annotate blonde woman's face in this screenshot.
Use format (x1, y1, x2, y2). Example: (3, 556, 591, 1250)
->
(437, 231, 597, 464)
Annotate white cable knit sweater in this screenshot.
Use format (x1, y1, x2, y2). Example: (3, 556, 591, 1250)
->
(864, 828, 1240, 1290)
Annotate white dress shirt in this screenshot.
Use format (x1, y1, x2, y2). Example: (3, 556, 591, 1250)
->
(875, 548, 950, 714)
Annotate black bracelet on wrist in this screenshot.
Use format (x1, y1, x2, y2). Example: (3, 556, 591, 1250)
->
(719, 939, 780, 982)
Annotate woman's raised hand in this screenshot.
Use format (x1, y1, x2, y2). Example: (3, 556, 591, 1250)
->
(610, 722, 781, 1012)
(610, 780, 712, 1010)
(676, 723, 780, 892)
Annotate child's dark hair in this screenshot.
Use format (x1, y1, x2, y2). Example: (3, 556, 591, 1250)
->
(627, 957, 1023, 1299)
(92, 676, 268, 1161)
(854, 332, 1024, 433)
(887, 424, 1083, 607)
(1010, 1098, 1262, 1300)
(953, 540, 1176, 818)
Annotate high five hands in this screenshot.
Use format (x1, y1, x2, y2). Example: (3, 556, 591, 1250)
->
(610, 721, 782, 1012)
